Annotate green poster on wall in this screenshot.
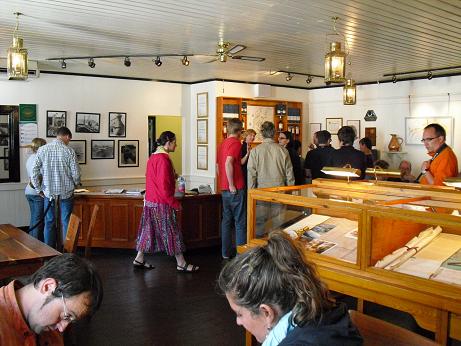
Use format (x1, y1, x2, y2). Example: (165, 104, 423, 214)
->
(19, 104, 37, 122)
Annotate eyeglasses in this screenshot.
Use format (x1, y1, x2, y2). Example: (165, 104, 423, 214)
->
(61, 294, 77, 323)
(420, 136, 440, 143)
(279, 136, 287, 140)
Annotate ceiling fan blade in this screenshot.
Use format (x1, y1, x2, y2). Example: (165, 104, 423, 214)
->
(203, 57, 219, 63)
(226, 44, 246, 55)
(231, 55, 265, 62)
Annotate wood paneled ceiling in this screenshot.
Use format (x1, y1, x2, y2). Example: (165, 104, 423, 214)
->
(1, 0, 461, 88)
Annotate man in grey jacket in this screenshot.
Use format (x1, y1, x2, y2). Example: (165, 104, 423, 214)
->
(247, 121, 294, 236)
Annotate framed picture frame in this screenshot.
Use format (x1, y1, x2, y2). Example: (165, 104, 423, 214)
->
(108, 112, 127, 137)
(76, 112, 101, 133)
(118, 140, 139, 167)
(197, 145, 208, 170)
(197, 119, 208, 144)
(325, 118, 343, 135)
(91, 140, 114, 159)
(347, 119, 361, 138)
(68, 140, 87, 164)
(197, 92, 208, 118)
(309, 123, 321, 142)
(365, 127, 377, 146)
(46, 111, 67, 137)
(405, 117, 453, 145)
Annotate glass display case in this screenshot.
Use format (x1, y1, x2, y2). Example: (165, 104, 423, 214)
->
(244, 180, 461, 345)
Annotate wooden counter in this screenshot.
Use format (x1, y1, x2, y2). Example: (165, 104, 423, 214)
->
(74, 192, 221, 249)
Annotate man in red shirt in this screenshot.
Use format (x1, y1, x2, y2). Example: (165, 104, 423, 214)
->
(0, 253, 103, 346)
(420, 123, 458, 186)
(217, 118, 245, 259)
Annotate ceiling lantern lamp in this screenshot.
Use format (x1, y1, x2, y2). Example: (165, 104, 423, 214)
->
(7, 12, 28, 80)
(343, 78, 356, 105)
(324, 16, 347, 84)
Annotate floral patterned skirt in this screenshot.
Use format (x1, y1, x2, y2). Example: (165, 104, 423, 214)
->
(135, 201, 185, 256)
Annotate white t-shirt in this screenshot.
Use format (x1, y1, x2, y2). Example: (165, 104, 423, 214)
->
(25, 153, 38, 195)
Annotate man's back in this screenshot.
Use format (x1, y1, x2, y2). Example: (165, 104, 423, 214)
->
(247, 139, 294, 188)
(329, 146, 367, 180)
(305, 146, 336, 179)
(32, 139, 80, 199)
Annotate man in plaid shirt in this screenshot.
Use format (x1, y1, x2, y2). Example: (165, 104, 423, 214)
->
(31, 127, 81, 248)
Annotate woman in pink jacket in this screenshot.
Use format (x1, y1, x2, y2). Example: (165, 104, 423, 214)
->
(133, 131, 198, 272)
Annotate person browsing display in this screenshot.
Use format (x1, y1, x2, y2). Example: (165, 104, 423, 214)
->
(218, 231, 363, 346)
(419, 123, 458, 186)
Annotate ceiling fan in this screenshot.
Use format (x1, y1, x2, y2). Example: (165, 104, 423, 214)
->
(204, 40, 265, 63)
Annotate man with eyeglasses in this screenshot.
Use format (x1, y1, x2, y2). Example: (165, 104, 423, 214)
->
(420, 123, 458, 186)
(0, 253, 103, 345)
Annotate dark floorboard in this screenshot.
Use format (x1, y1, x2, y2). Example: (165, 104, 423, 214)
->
(72, 247, 244, 346)
(70, 247, 461, 346)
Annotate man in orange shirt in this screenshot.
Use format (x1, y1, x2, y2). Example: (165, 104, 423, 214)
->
(0, 253, 103, 345)
(420, 123, 458, 186)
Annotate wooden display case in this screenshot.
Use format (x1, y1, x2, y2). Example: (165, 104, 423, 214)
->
(242, 180, 461, 345)
(216, 97, 302, 147)
(73, 191, 221, 250)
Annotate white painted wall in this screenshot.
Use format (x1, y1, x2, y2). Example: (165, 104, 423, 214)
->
(0, 74, 184, 226)
(308, 76, 461, 173)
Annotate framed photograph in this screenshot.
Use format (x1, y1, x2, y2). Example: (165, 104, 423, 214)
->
(76, 112, 100, 133)
(309, 123, 321, 143)
(46, 111, 67, 137)
(365, 127, 377, 146)
(405, 117, 453, 145)
(109, 112, 126, 137)
(68, 140, 87, 164)
(197, 145, 208, 170)
(91, 140, 114, 159)
(347, 119, 361, 138)
(118, 140, 139, 167)
(197, 119, 208, 144)
(325, 118, 343, 135)
(197, 92, 208, 118)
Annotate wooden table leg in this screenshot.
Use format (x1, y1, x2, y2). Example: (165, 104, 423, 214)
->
(357, 298, 364, 313)
(435, 310, 449, 345)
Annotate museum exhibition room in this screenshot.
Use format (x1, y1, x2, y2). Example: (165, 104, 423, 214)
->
(1, 1, 461, 345)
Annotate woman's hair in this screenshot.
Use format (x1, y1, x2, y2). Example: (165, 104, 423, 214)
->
(154, 131, 176, 152)
(218, 231, 334, 326)
(242, 129, 256, 140)
(359, 137, 372, 150)
(281, 131, 294, 148)
(31, 137, 47, 153)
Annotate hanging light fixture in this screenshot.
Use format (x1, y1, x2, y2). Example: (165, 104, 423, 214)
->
(88, 58, 96, 68)
(124, 57, 131, 67)
(306, 75, 313, 84)
(427, 71, 433, 80)
(343, 78, 356, 105)
(154, 56, 162, 67)
(285, 73, 293, 81)
(324, 17, 347, 84)
(7, 12, 28, 80)
(60, 59, 67, 69)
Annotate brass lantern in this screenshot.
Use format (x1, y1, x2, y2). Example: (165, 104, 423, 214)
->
(325, 42, 346, 84)
(343, 79, 356, 105)
(7, 13, 28, 80)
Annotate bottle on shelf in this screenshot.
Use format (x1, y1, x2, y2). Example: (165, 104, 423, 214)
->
(177, 176, 186, 193)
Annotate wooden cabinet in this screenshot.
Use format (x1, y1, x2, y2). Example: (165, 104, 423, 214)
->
(216, 97, 303, 147)
(74, 193, 221, 250)
(242, 180, 461, 345)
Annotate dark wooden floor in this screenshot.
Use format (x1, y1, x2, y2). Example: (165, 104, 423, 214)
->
(72, 247, 244, 346)
(70, 247, 461, 346)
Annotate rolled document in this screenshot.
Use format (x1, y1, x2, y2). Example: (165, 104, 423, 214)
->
(385, 226, 442, 270)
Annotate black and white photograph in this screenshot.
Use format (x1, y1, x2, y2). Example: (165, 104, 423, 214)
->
(118, 140, 139, 167)
(76, 112, 101, 133)
(68, 140, 87, 164)
(91, 140, 115, 159)
(109, 112, 126, 137)
(0, 123, 8, 135)
(46, 110, 67, 137)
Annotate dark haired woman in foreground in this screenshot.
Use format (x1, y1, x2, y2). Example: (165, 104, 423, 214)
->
(218, 231, 362, 345)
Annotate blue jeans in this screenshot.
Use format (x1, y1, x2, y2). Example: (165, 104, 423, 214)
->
(221, 189, 247, 258)
(44, 196, 74, 248)
(26, 194, 44, 241)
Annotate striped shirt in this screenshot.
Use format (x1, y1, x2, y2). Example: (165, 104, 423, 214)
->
(31, 139, 81, 199)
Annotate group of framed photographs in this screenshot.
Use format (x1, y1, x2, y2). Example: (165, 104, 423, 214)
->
(46, 111, 126, 138)
(68, 140, 139, 167)
(196, 92, 209, 170)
